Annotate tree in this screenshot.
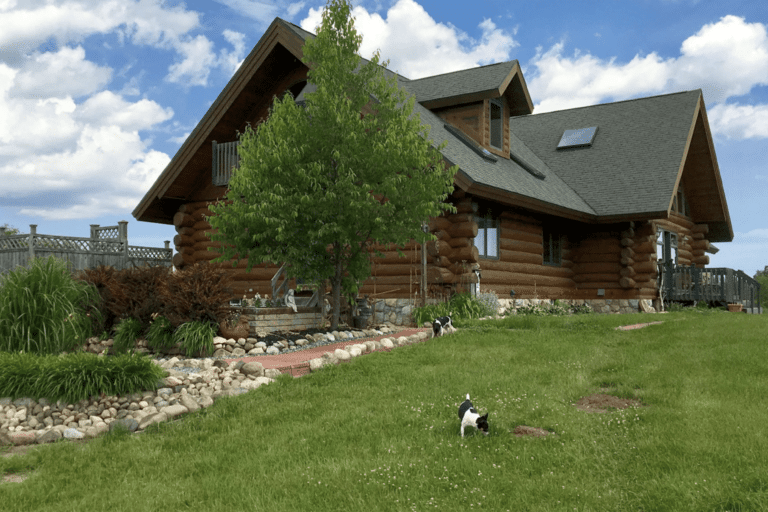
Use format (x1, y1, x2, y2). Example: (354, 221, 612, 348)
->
(208, 0, 457, 330)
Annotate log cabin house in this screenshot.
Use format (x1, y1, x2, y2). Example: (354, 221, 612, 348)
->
(133, 17, 756, 317)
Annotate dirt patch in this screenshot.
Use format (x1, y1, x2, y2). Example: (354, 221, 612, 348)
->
(512, 425, 553, 438)
(574, 393, 644, 413)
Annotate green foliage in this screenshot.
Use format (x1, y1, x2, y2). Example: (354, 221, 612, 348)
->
(207, 0, 457, 330)
(158, 261, 234, 327)
(0, 255, 100, 354)
(755, 274, 767, 309)
(512, 300, 592, 316)
(0, 351, 166, 403)
(173, 320, 216, 358)
(146, 314, 176, 351)
(413, 293, 495, 325)
(112, 317, 143, 354)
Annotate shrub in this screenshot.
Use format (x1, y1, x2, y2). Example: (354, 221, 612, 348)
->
(73, 265, 120, 334)
(107, 265, 171, 331)
(173, 320, 216, 358)
(0, 255, 100, 354)
(413, 293, 495, 326)
(0, 351, 167, 403)
(146, 314, 176, 352)
(513, 300, 592, 316)
(112, 317, 143, 354)
(159, 261, 234, 327)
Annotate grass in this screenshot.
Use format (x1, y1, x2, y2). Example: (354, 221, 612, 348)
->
(2, 310, 768, 511)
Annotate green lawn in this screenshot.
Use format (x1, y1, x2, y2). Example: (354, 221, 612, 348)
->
(2, 310, 767, 511)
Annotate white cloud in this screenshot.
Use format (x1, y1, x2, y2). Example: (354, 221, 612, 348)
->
(527, 15, 768, 137)
(220, 29, 247, 75)
(707, 103, 768, 140)
(12, 46, 112, 99)
(301, 0, 519, 79)
(76, 90, 173, 132)
(213, 0, 279, 24)
(166, 34, 217, 86)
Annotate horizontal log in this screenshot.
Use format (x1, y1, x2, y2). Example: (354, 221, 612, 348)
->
(497, 250, 541, 265)
(173, 234, 195, 248)
(428, 216, 452, 232)
(620, 257, 634, 266)
(193, 220, 212, 231)
(454, 199, 476, 214)
(621, 247, 635, 260)
(448, 221, 478, 239)
(573, 262, 622, 274)
(179, 246, 195, 257)
(691, 223, 709, 234)
(576, 282, 622, 290)
(677, 248, 693, 261)
(447, 245, 479, 263)
(479, 260, 574, 278)
(574, 274, 619, 284)
(429, 267, 456, 284)
(572, 252, 620, 264)
(478, 269, 575, 289)
(500, 228, 541, 245)
(193, 249, 221, 261)
(447, 237, 472, 248)
(692, 255, 710, 266)
(176, 226, 195, 237)
(499, 211, 539, 225)
(634, 222, 655, 238)
(193, 229, 215, 243)
(620, 267, 636, 278)
(434, 230, 450, 241)
(690, 239, 710, 251)
(194, 240, 223, 252)
(633, 240, 656, 254)
(634, 261, 658, 274)
(677, 257, 691, 266)
(432, 255, 451, 267)
(173, 212, 195, 229)
(621, 237, 634, 247)
(633, 272, 656, 283)
(426, 240, 451, 258)
(500, 238, 541, 255)
(620, 277, 636, 289)
(372, 250, 419, 264)
(370, 264, 421, 277)
(446, 213, 474, 224)
(691, 232, 705, 240)
(499, 219, 541, 236)
(621, 228, 635, 239)
(191, 208, 214, 222)
(172, 252, 193, 268)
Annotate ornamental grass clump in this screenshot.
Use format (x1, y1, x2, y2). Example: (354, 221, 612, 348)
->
(0, 255, 100, 354)
(173, 320, 216, 358)
(112, 317, 143, 354)
(0, 351, 166, 403)
(146, 313, 176, 352)
(413, 293, 495, 326)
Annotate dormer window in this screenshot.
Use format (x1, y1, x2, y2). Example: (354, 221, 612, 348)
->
(490, 98, 503, 150)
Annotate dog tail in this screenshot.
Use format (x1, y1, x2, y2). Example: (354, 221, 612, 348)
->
(466, 393, 470, 400)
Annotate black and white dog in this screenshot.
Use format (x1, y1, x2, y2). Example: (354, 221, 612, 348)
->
(432, 315, 454, 338)
(458, 394, 489, 437)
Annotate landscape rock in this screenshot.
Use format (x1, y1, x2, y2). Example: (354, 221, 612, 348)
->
(63, 428, 84, 440)
(240, 361, 264, 377)
(109, 418, 139, 433)
(36, 429, 62, 444)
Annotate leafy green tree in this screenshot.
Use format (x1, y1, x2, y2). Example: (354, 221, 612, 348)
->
(0, 224, 21, 235)
(208, 0, 457, 329)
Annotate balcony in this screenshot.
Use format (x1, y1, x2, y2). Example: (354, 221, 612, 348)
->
(212, 140, 240, 186)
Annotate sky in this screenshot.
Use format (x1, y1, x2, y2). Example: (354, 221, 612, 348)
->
(0, 0, 767, 277)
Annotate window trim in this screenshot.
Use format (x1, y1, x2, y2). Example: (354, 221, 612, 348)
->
(474, 215, 499, 260)
(489, 98, 503, 151)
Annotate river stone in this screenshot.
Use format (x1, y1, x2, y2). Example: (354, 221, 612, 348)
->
(8, 431, 37, 446)
(179, 394, 200, 413)
(266, 346, 280, 355)
(138, 412, 168, 430)
(109, 418, 139, 433)
(37, 429, 62, 444)
(63, 428, 85, 440)
(240, 361, 264, 377)
(160, 404, 188, 419)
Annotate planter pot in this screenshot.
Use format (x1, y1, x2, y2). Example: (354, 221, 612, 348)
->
(727, 303, 743, 313)
(219, 315, 250, 339)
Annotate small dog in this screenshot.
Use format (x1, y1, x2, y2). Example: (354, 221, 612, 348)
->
(432, 315, 454, 338)
(458, 394, 489, 437)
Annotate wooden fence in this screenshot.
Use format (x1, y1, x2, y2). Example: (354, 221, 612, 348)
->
(662, 264, 761, 310)
(0, 221, 172, 276)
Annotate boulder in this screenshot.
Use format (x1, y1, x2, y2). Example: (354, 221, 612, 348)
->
(240, 361, 264, 377)
(334, 349, 351, 362)
(37, 429, 62, 444)
(109, 418, 139, 433)
(179, 395, 200, 413)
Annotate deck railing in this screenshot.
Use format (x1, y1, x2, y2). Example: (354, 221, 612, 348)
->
(0, 222, 172, 276)
(662, 264, 761, 311)
(212, 140, 240, 186)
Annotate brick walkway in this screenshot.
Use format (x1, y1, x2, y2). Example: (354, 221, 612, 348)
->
(223, 328, 431, 377)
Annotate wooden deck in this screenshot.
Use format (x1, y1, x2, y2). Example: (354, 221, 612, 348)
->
(661, 264, 761, 311)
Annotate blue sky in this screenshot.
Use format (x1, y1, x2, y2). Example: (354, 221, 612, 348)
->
(1, 0, 767, 276)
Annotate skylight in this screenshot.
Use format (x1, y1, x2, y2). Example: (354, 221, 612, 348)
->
(557, 126, 598, 149)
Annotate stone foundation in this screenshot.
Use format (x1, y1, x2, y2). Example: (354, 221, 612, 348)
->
(373, 298, 419, 326)
(497, 298, 653, 315)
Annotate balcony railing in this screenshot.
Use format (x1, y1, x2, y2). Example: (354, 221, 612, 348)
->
(212, 140, 240, 186)
(661, 263, 761, 311)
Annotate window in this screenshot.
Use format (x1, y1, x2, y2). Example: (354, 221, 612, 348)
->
(474, 216, 499, 259)
(543, 227, 562, 266)
(674, 187, 690, 217)
(490, 99, 503, 150)
(656, 228, 678, 267)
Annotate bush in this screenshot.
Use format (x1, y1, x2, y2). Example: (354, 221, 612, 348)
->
(106, 265, 171, 331)
(159, 261, 234, 327)
(73, 265, 120, 334)
(0, 351, 167, 403)
(0, 256, 101, 354)
(512, 300, 592, 316)
(146, 314, 176, 352)
(112, 317, 143, 354)
(174, 320, 216, 358)
(413, 293, 495, 326)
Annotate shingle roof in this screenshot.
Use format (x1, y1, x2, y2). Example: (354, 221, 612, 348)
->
(403, 61, 520, 104)
(509, 91, 701, 218)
